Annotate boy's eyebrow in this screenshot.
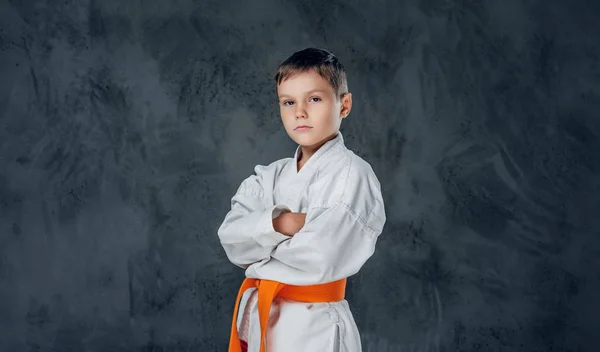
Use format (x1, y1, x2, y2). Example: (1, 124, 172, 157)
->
(279, 89, 327, 98)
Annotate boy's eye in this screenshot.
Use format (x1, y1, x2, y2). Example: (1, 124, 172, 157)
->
(281, 97, 320, 106)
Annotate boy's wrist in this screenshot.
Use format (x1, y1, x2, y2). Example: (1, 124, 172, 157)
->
(273, 212, 291, 236)
(273, 212, 306, 237)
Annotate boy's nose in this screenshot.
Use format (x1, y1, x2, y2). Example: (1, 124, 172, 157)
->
(295, 108, 308, 119)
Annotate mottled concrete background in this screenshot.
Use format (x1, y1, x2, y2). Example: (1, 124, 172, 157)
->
(1, 0, 599, 351)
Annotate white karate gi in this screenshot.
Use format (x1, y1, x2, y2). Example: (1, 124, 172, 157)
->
(218, 132, 386, 352)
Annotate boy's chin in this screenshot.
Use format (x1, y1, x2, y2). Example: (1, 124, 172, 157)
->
(288, 134, 329, 148)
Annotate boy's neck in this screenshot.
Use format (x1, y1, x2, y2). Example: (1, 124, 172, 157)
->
(296, 132, 339, 170)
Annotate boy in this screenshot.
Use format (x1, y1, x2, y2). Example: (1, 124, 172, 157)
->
(217, 48, 386, 352)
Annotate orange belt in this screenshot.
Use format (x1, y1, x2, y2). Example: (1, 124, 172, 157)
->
(228, 277, 347, 352)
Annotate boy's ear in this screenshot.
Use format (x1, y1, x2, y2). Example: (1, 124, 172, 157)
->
(340, 93, 352, 118)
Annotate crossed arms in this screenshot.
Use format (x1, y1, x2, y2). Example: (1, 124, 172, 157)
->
(217, 165, 384, 285)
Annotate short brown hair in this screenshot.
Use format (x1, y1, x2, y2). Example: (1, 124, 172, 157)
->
(274, 48, 348, 100)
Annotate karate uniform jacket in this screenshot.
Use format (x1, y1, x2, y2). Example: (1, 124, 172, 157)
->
(218, 132, 386, 352)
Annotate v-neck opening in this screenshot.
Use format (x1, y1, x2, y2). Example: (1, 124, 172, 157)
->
(296, 150, 304, 173)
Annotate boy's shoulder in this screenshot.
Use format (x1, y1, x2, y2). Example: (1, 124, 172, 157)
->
(320, 143, 380, 183)
(310, 145, 383, 219)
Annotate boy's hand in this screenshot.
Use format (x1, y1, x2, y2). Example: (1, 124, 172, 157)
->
(273, 212, 306, 237)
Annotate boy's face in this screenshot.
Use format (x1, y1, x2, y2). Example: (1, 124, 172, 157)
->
(277, 70, 352, 149)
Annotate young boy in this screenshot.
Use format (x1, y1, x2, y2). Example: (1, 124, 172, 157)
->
(217, 48, 386, 352)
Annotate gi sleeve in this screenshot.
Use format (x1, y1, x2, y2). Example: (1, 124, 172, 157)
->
(217, 166, 292, 269)
(244, 161, 386, 285)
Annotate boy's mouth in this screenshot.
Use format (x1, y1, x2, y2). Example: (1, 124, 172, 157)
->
(295, 126, 312, 131)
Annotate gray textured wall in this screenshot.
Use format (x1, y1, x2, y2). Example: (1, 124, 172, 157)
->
(2, 0, 600, 351)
